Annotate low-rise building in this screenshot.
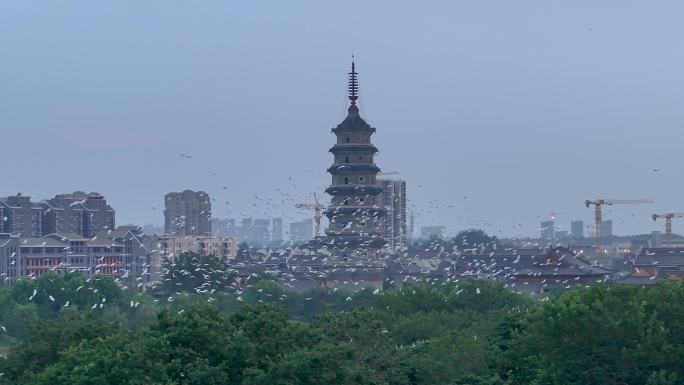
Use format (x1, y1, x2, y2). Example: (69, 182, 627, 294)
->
(143, 235, 239, 280)
(0, 226, 150, 286)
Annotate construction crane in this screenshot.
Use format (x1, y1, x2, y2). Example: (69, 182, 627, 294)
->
(651, 213, 684, 247)
(295, 193, 326, 237)
(584, 199, 653, 244)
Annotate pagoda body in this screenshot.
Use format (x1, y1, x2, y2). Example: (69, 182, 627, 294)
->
(324, 62, 386, 259)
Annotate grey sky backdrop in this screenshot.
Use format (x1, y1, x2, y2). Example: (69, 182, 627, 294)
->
(2, 1, 683, 238)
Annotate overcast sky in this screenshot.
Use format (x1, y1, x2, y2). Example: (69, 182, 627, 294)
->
(2, 1, 683, 238)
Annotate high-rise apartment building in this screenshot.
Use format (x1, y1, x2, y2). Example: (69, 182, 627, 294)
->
(600, 220, 613, 238)
(1, 192, 115, 238)
(272, 217, 283, 242)
(40, 191, 115, 237)
(571, 220, 584, 239)
(0, 194, 43, 236)
(252, 219, 270, 245)
(164, 190, 211, 236)
(378, 179, 407, 252)
(240, 218, 253, 242)
(541, 220, 555, 241)
(290, 219, 313, 242)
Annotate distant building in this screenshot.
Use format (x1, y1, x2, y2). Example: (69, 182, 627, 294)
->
(290, 219, 313, 242)
(143, 234, 238, 269)
(600, 220, 613, 238)
(240, 218, 253, 242)
(420, 226, 445, 239)
(81, 193, 116, 237)
(540, 220, 555, 241)
(571, 220, 584, 239)
(40, 193, 85, 236)
(272, 217, 283, 242)
(211, 218, 237, 238)
(378, 179, 407, 252)
(0, 194, 43, 237)
(1, 192, 115, 238)
(252, 219, 270, 245)
(0, 226, 149, 286)
(164, 190, 211, 236)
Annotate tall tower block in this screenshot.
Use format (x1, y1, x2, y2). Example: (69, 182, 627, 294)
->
(325, 62, 386, 256)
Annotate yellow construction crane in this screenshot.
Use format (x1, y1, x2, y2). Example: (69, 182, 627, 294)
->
(295, 193, 326, 237)
(652, 213, 684, 247)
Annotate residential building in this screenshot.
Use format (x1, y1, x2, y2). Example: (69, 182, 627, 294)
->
(211, 218, 238, 238)
(0, 226, 149, 286)
(290, 219, 313, 242)
(541, 220, 555, 241)
(240, 218, 253, 242)
(601, 220, 613, 238)
(40, 191, 115, 238)
(252, 219, 270, 245)
(0, 194, 43, 236)
(164, 190, 211, 236)
(82, 193, 116, 237)
(272, 217, 283, 242)
(377, 179, 407, 252)
(143, 234, 238, 281)
(571, 220, 584, 239)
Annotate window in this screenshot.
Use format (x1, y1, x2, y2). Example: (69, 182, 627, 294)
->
(345, 156, 349, 163)
(346, 137, 350, 143)
(344, 177, 349, 184)
(359, 177, 364, 182)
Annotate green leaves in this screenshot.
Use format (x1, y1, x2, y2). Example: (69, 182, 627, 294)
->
(4, 275, 684, 385)
(506, 283, 684, 385)
(160, 252, 234, 294)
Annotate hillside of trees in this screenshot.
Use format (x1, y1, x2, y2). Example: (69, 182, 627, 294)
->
(0, 252, 682, 384)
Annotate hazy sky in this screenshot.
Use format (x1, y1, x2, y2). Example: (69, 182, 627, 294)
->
(2, 1, 684, 238)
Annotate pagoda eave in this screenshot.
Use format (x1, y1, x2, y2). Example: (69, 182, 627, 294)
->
(329, 144, 378, 154)
(326, 164, 380, 174)
(325, 185, 383, 196)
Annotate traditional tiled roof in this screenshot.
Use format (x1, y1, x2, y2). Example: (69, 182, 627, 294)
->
(633, 248, 684, 267)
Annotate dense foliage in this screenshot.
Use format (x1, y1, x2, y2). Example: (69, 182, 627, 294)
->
(413, 229, 502, 251)
(1, 253, 683, 384)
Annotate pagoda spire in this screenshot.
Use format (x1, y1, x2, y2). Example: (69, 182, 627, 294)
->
(347, 61, 359, 114)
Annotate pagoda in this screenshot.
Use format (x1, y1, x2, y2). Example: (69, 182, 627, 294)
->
(324, 62, 386, 259)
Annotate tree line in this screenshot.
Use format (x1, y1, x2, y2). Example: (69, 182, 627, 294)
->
(0, 252, 682, 384)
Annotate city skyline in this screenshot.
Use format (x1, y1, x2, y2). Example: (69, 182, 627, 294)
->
(2, 1, 683, 237)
